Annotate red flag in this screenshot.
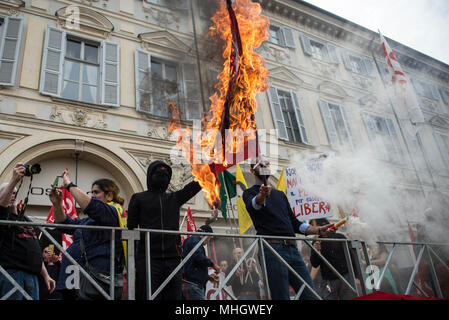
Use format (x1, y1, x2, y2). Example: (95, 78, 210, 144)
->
(379, 31, 424, 125)
(351, 204, 359, 218)
(186, 206, 197, 233)
(47, 186, 78, 250)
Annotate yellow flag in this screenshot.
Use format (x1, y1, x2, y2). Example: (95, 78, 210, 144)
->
(236, 164, 253, 234)
(276, 167, 287, 196)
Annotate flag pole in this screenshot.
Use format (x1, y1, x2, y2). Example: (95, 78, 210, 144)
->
(369, 35, 428, 200)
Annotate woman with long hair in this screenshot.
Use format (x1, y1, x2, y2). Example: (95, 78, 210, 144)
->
(49, 169, 126, 300)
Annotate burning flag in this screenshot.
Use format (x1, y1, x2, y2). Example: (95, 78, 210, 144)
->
(169, 0, 269, 209)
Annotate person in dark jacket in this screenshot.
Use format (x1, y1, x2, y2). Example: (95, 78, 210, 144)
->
(0, 164, 56, 300)
(51, 171, 125, 300)
(127, 160, 202, 300)
(242, 158, 334, 300)
(310, 218, 358, 300)
(181, 224, 220, 300)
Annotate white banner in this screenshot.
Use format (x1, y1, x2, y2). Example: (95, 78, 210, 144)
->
(285, 154, 333, 221)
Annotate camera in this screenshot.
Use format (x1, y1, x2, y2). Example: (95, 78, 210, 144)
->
(24, 164, 41, 176)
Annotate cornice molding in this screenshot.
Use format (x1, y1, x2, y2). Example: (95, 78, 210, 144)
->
(138, 30, 193, 61)
(256, 0, 449, 82)
(56, 5, 114, 39)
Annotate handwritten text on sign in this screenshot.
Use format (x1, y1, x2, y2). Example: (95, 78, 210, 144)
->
(284, 167, 333, 221)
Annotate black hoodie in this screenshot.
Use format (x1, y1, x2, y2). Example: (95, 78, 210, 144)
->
(127, 161, 202, 260)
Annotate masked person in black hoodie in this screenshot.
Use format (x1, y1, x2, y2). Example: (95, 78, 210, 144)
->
(127, 160, 202, 300)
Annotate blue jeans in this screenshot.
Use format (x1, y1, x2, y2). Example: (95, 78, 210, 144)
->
(263, 243, 316, 300)
(182, 282, 205, 300)
(0, 269, 39, 300)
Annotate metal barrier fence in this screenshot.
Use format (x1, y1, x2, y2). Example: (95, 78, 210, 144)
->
(0, 219, 448, 300)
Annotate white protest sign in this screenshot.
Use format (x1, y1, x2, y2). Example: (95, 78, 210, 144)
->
(285, 153, 333, 221)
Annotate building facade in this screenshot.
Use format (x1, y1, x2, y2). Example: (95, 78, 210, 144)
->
(0, 0, 448, 244)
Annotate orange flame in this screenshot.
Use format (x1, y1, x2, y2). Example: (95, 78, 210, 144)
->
(169, 0, 269, 209)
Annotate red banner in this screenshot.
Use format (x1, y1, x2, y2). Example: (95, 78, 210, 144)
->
(47, 186, 77, 251)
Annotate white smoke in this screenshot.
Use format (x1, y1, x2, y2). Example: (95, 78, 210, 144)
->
(287, 144, 448, 246)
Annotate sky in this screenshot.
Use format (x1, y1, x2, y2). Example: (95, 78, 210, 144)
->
(303, 0, 449, 65)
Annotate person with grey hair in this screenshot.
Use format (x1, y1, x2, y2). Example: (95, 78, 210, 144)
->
(0, 163, 55, 300)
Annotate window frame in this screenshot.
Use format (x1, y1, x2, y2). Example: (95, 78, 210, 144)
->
(267, 86, 309, 144)
(318, 100, 355, 152)
(39, 26, 120, 107)
(62, 36, 101, 104)
(362, 112, 405, 164)
(134, 49, 201, 120)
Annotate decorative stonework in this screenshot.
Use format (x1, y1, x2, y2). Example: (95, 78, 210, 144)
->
(311, 58, 339, 80)
(317, 81, 348, 100)
(56, 5, 114, 39)
(147, 125, 176, 141)
(0, 0, 24, 12)
(350, 73, 374, 90)
(260, 42, 292, 65)
(138, 30, 191, 59)
(268, 66, 305, 88)
(50, 105, 107, 129)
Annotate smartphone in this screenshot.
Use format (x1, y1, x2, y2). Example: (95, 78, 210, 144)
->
(48, 244, 54, 255)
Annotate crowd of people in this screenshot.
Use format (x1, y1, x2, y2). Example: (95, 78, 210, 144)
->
(0, 159, 440, 300)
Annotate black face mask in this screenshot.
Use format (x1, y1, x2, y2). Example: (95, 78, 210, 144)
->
(152, 169, 170, 190)
(254, 164, 270, 183)
(255, 172, 270, 183)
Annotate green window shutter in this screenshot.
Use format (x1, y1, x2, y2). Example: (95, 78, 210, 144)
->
(135, 49, 151, 113)
(267, 86, 288, 140)
(101, 41, 120, 107)
(0, 17, 23, 86)
(39, 27, 66, 96)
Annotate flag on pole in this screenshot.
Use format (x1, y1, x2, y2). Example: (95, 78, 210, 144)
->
(209, 0, 259, 184)
(186, 206, 197, 233)
(46, 185, 77, 251)
(275, 167, 287, 196)
(236, 164, 253, 234)
(218, 170, 237, 219)
(379, 31, 425, 126)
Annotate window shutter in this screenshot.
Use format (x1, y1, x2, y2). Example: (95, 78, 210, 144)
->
(339, 105, 356, 151)
(439, 88, 449, 105)
(267, 87, 288, 140)
(363, 58, 374, 76)
(434, 132, 449, 170)
(385, 118, 404, 163)
(101, 41, 120, 107)
(429, 84, 440, 101)
(39, 27, 65, 97)
(326, 44, 339, 64)
(282, 27, 296, 49)
(341, 51, 353, 72)
(361, 112, 387, 161)
(318, 100, 339, 149)
(134, 49, 151, 113)
(291, 91, 309, 144)
(182, 63, 201, 120)
(0, 17, 23, 86)
(299, 33, 312, 56)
